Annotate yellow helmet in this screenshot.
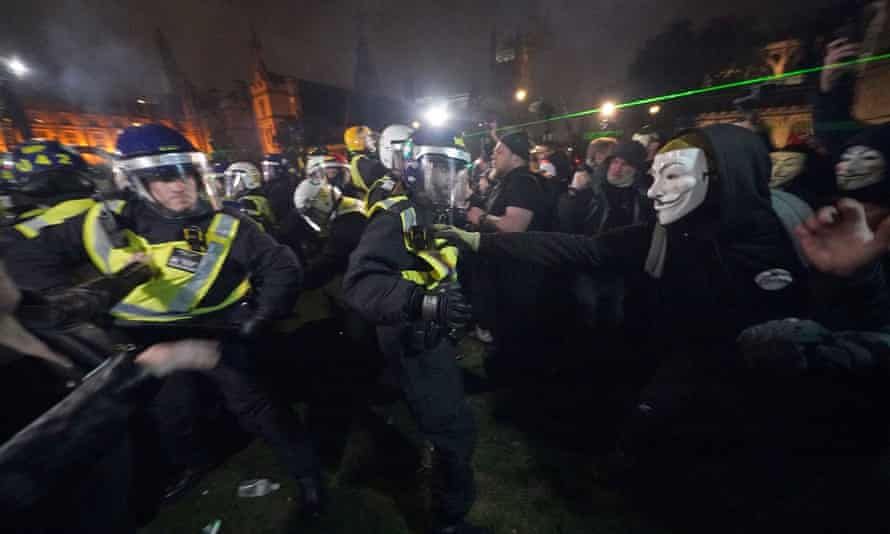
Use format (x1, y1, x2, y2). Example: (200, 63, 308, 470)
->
(344, 126, 372, 152)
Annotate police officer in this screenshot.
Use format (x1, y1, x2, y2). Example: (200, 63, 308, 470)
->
(259, 153, 301, 224)
(294, 155, 367, 290)
(344, 125, 386, 199)
(223, 161, 278, 231)
(0, 140, 97, 247)
(342, 127, 488, 534)
(6, 124, 326, 516)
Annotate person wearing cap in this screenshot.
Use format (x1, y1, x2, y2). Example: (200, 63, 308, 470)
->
(557, 139, 654, 236)
(555, 140, 656, 356)
(466, 132, 560, 383)
(532, 142, 573, 193)
(466, 131, 546, 233)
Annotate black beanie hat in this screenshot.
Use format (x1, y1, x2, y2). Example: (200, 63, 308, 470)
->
(609, 139, 648, 171)
(500, 132, 531, 162)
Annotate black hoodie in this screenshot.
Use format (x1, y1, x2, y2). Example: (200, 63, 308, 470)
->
(769, 143, 835, 208)
(474, 124, 808, 349)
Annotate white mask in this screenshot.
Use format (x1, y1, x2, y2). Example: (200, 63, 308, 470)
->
(648, 147, 710, 225)
(836, 145, 885, 191)
(769, 152, 806, 188)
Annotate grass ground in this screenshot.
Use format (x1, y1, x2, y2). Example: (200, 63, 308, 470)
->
(140, 336, 890, 534)
(140, 338, 671, 534)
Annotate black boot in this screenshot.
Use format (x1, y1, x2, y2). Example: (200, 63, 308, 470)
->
(297, 475, 327, 520)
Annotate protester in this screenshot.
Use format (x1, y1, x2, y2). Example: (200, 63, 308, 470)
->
(436, 124, 810, 457)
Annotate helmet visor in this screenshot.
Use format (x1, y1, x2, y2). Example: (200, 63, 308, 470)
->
(119, 152, 219, 212)
(418, 152, 469, 208)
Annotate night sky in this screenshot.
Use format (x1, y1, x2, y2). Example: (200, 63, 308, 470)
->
(1, 0, 834, 112)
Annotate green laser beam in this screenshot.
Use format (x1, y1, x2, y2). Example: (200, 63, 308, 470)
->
(464, 52, 890, 137)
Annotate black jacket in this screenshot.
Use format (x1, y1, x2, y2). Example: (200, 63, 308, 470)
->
(0, 352, 148, 512)
(555, 177, 653, 236)
(303, 211, 368, 290)
(342, 196, 438, 358)
(6, 201, 302, 321)
(476, 124, 809, 348)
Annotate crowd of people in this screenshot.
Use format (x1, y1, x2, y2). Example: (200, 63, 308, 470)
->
(3, 34, 890, 534)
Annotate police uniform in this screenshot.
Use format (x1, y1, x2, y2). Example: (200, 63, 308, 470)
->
(347, 152, 386, 199)
(1, 139, 98, 247)
(342, 191, 477, 529)
(7, 199, 322, 487)
(1, 196, 96, 247)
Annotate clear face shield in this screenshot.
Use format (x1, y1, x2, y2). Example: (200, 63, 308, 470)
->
(222, 170, 247, 200)
(390, 141, 409, 179)
(121, 152, 220, 216)
(261, 160, 280, 182)
(319, 163, 351, 191)
(415, 149, 470, 210)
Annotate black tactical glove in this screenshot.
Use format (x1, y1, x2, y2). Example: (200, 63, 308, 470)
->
(407, 282, 473, 350)
(18, 262, 154, 330)
(239, 312, 272, 339)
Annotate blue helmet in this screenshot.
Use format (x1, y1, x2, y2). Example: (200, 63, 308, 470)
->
(261, 153, 297, 182)
(3, 139, 94, 197)
(115, 124, 216, 217)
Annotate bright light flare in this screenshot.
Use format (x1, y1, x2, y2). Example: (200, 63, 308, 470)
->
(515, 88, 528, 102)
(600, 101, 617, 118)
(423, 105, 449, 127)
(649, 105, 661, 115)
(5, 57, 28, 78)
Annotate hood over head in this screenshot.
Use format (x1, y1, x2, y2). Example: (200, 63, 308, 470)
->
(662, 123, 773, 236)
(834, 124, 890, 206)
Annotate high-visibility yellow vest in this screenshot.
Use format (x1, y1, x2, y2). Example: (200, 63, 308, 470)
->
(82, 200, 250, 322)
(241, 194, 276, 224)
(13, 198, 96, 238)
(349, 155, 371, 193)
(336, 195, 366, 218)
(368, 196, 459, 290)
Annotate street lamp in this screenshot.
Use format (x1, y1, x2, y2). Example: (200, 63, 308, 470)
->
(514, 88, 528, 102)
(600, 101, 616, 118)
(423, 104, 449, 128)
(649, 104, 661, 115)
(3, 57, 28, 78)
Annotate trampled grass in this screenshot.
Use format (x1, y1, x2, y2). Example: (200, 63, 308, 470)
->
(141, 336, 890, 534)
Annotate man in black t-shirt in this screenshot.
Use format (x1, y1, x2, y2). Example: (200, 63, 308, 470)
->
(467, 132, 546, 232)
(464, 132, 559, 383)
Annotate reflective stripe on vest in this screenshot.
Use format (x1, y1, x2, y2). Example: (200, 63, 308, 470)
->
(367, 195, 409, 218)
(349, 155, 370, 193)
(84, 200, 127, 274)
(242, 194, 276, 223)
(82, 201, 250, 322)
(336, 195, 366, 218)
(370, 197, 459, 289)
(14, 198, 96, 238)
